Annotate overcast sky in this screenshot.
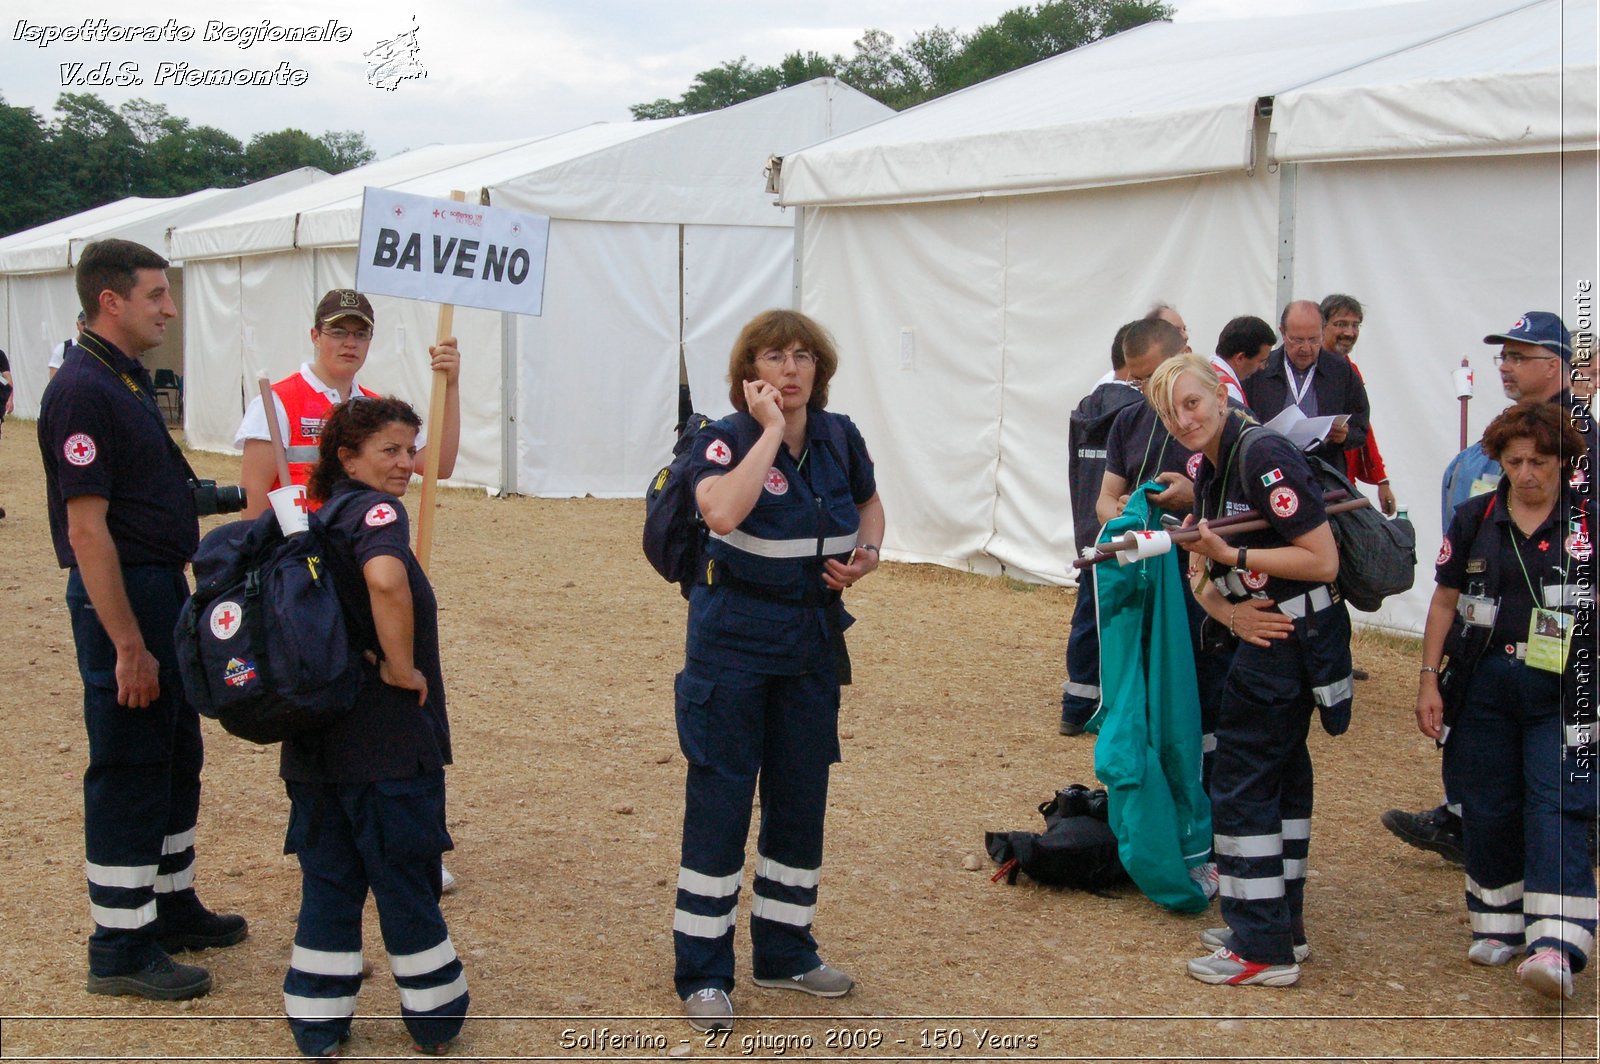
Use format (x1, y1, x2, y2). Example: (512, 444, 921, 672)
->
(4, 0, 1383, 159)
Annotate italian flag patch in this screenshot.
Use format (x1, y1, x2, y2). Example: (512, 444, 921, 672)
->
(1261, 468, 1284, 487)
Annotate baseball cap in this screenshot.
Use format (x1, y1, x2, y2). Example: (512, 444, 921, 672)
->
(314, 289, 375, 329)
(1483, 311, 1571, 361)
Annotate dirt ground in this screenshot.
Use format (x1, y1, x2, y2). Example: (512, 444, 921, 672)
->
(0, 418, 1595, 1063)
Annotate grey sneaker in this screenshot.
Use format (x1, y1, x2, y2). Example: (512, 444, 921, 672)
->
(1467, 938, 1517, 967)
(1517, 948, 1574, 1000)
(1200, 927, 1309, 963)
(753, 963, 854, 997)
(1186, 947, 1300, 987)
(685, 987, 733, 1032)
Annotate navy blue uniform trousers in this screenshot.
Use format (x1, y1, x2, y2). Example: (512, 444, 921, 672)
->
(68, 565, 204, 975)
(283, 775, 466, 1054)
(1444, 653, 1597, 968)
(673, 662, 841, 997)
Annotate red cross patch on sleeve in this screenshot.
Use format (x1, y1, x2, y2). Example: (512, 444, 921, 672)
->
(705, 438, 732, 466)
(64, 433, 97, 466)
(1269, 487, 1299, 518)
(1436, 538, 1452, 565)
(365, 503, 398, 527)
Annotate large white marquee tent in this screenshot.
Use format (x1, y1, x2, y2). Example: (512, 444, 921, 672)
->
(169, 79, 892, 495)
(0, 167, 329, 418)
(776, 0, 1597, 633)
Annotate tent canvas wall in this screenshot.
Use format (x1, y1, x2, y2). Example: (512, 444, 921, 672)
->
(0, 168, 329, 419)
(169, 78, 892, 496)
(777, 0, 1597, 633)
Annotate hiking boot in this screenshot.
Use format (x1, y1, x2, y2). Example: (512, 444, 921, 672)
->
(156, 906, 249, 953)
(1058, 719, 1085, 736)
(754, 963, 854, 997)
(87, 954, 212, 1001)
(1380, 806, 1464, 865)
(1189, 862, 1219, 901)
(1200, 927, 1309, 963)
(1518, 948, 1574, 1000)
(1186, 947, 1300, 987)
(685, 987, 733, 1032)
(1467, 938, 1517, 967)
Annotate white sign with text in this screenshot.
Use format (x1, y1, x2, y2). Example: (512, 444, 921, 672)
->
(355, 188, 550, 316)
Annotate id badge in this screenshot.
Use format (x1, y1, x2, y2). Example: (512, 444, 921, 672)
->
(1525, 609, 1571, 673)
(1458, 594, 1498, 628)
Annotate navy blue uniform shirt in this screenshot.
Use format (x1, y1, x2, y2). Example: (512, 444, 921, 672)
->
(1193, 413, 1330, 602)
(684, 409, 875, 674)
(1105, 400, 1198, 490)
(37, 332, 197, 569)
(280, 480, 451, 784)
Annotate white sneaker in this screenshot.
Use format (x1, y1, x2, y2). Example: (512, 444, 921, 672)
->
(1518, 948, 1574, 1000)
(1189, 862, 1219, 900)
(440, 864, 458, 895)
(1467, 938, 1517, 967)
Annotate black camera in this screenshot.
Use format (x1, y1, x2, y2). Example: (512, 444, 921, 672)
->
(191, 479, 247, 516)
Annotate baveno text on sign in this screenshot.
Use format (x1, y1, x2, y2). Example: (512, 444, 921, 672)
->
(14, 19, 352, 49)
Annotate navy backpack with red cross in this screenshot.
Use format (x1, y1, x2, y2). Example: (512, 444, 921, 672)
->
(175, 494, 369, 743)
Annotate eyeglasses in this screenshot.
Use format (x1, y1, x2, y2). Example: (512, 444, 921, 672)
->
(757, 349, 816, 368)
(1327, 318, 1362, 331)
(323, 327, 373, 342)
(1494, 351, 1558, 366)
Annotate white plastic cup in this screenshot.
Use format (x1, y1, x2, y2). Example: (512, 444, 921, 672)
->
(1117, 529, 1173, 565)
(1453, 365, 1475, 399)
(268, 484, 311, 536)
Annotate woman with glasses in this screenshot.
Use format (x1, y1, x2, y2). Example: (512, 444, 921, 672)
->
(234, 289, 462, 518)
(1416, 400, 1596, 1001)
(670, 309, 884, 1033)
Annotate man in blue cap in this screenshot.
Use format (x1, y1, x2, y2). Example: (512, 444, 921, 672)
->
(1384, 310, 1592, 865)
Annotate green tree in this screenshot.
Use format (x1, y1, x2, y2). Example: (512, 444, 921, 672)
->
(146, 125, 246, 195)
(319, 130, 376, 173)
(0, 95, 53, 236)
(50, 92, 144, 213)
(243, 128, 335, 181)
(631, 0, 1172, 116)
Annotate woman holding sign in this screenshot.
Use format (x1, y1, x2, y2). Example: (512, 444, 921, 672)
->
(234, 289, 461, 518)
(1416, 400, 1596, 1000)
(671, 310, 883, 1033)
(278, 397, 467, 1058)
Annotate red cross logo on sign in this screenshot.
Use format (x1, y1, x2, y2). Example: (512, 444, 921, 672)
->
(764, 467, 789, 495)
(365, 504, 398, 527)
(705, 439, 732, 466)
(64, 433, 97, 466)
(209, 600, 243, 640)
(1270, 488, 1299, 518)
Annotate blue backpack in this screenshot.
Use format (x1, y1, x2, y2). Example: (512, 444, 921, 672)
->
(175, 495, 369, 744)
(642, 411, 760, 598)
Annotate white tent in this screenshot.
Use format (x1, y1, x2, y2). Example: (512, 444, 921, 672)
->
(0, 167, 329, 418)
(169, 79, 893, 495)
(775, 0, 1597, 633)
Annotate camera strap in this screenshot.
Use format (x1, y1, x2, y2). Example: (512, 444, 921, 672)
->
(75, 333, 204, 484)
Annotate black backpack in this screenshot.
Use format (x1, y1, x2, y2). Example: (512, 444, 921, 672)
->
(1236, 426, 1417, 612)
(985, 784, 1128, 890)
(175, 495, 369, 744)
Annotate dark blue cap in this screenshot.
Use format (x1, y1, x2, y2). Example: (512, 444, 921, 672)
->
(1483, 311, 1572, 362)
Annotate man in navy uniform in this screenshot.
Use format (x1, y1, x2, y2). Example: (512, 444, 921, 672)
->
(39, 239, 246, 1000)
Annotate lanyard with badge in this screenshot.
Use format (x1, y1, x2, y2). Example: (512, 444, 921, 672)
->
(76, 332, 207, 483)
(1286, 361, 1316, 410)
(1513, 516, 1575, 673)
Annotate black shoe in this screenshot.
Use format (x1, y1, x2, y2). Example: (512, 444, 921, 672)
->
(1381, 806, 1464, 865)
(157, 907, 249, 952)
(87, 954, 212, 1000)
(1059, 719, 1085, 736)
